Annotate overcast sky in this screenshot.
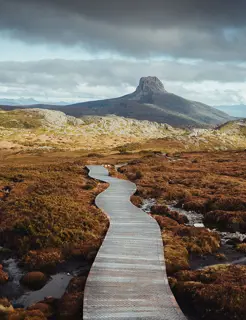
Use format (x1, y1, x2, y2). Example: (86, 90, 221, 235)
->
(0, 0, 246, 105)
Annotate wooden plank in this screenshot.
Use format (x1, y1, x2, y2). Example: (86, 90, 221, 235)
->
(83, 165, 187, 320)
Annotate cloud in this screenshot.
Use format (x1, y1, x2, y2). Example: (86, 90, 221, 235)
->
(1, 1, 246, 60)
(0, 58, 246, 105)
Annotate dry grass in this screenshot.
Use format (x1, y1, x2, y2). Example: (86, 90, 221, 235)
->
(120, 151, 246, 232)
(153, 215, 220, 274)
(0, 155, 108, 270)
(120, 150, 246, 319)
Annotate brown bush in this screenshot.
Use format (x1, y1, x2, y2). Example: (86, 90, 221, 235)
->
(236, 243, 246, 253)
(151, 205, 188, 224)
(0, 265, 8, 284)
(22, 249, 63, 271)
(173, 265, 246, 320)
(163, 231, 190, 274)
(0, 161, 108, 270)
(20, 272, 48, 290)
(130, 195, 143, 207)
(8, 309, 47, 320)
(204, 210, 246, 233)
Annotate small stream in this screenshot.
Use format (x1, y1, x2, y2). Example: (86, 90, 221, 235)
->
(141, 199, 246, 268)
(167, 204, 205, 228)
(0, 256, 90, 308)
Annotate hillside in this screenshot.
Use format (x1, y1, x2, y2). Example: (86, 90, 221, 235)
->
(0, 109, 178, 152)
(217, 119, 246, 135)
(59, 77, 232, 127)
(0, 77, 232, 127)
(0, 108, 245, 155)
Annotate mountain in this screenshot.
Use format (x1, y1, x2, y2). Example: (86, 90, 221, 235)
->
(214, 105, 246, 118)
(0, 98, 39, 106)
(58, 77, 232, 127)
(0, 98, 68, 106)
(0, 77, 232, 127)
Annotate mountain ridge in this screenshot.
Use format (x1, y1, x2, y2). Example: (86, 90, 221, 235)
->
(61, 76, 232, 127)
(0, 77, 233, 127)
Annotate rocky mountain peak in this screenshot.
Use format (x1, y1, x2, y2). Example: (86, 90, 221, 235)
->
(136, 76, 167, 95)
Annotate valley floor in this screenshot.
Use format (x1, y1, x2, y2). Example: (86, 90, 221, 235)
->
(0, 148, 245, 319)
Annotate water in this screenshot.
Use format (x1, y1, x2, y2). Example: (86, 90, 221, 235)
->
(0, 258, 25, 300)
(141, 199, 246, 268)
(219, 231, 246, 244)
(141, 198, 156, 213)
(0, 257, 90, 308)
(167, 203, 204, 227)
(168, 203, 246, 243)
(168, 203, 246, 268)
(14, 273, 73, 308)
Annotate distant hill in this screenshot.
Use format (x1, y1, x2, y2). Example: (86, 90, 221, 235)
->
(214, 105, 246, 118)
(217, 118, 246, 135)
(0, 108, 244, 153)
(0, 98, 67, 106)
(58, 77, 232, 127)
(0, 77, 233, 127)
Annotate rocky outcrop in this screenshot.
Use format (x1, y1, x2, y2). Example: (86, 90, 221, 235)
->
(23, 109, 84, 128)
(131, 76, 167, 99)
(59, 76, 232, 127)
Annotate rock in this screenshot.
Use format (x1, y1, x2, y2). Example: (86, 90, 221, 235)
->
(23, 109, 84, 128)
(0, 265, 8, 284)
(194, 223, 205, 228)
(0, 298, 14, 314)
(135, 76, 167, 96)
(20, 271, 48, 290)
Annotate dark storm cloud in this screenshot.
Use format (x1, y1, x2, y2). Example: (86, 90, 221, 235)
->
(0, 59, 246, 92)
(1, 0, 246, 60)
(2, 0, 246, 28)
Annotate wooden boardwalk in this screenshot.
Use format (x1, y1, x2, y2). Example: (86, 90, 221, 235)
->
(84, 165, 187, 320)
